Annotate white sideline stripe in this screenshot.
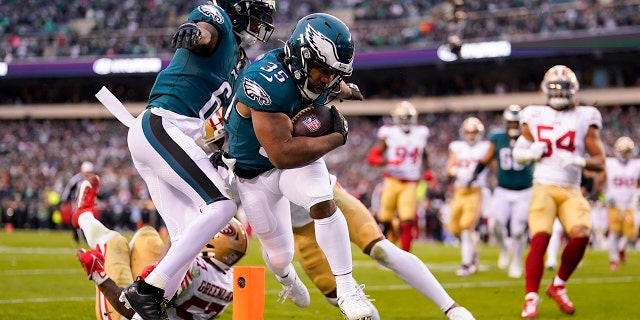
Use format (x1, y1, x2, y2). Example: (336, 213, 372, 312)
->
(0, 269, 80, 276)
(0, 246, 78, 255)
(4, 275, 638, 305)
(0, 297, 94, 304)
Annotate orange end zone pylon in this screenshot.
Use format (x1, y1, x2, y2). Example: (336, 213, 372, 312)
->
(232, 266, 265, 320)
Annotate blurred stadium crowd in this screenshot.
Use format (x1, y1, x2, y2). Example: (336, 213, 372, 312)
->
(1, 105, 638, 233)
(1, 0, 639, 60)
(1, 0, 640, 239)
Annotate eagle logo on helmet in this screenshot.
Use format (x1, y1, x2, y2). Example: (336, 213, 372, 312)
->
(305, 24, 352, 74)
(306, 24, 334, 66)
(243, 78, 271, 106)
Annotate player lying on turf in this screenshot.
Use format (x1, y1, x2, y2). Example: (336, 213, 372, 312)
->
(73, 174, 248, 320)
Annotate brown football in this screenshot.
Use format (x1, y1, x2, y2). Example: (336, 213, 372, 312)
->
(291, 105, 334, 137)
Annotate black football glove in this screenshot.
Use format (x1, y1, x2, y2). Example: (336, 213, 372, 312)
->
(171, 21, 201, 49)
(346, 83, 364, 101)
(330, 105, 349, 145)
(209, 150, 227, 169)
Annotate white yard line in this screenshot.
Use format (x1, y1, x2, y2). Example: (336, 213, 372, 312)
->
(2, 274, 639, 304)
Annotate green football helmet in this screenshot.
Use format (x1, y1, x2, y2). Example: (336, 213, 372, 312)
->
(215, 0, 276, 43)
(284, 13, 354, 102)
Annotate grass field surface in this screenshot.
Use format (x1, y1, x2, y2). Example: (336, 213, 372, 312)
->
(1, 229, 638, 319)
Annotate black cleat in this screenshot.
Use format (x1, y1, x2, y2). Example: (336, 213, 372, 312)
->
(119, 278, 167, 320)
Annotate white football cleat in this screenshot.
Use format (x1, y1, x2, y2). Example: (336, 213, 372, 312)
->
(357, 284, 379, 320)
(498, 250, 510, 270)
(508, 265, 523, 278)
(277, 272, 310, 308)
(455, 264, 478, 276)
(338, 286, 373, 320)
(446, 306, 476, 320)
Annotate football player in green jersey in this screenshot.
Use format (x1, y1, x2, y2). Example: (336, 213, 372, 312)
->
(469, 105, 533, 278)
(223, 13, 373, 320)
(120, 2, 275, 319)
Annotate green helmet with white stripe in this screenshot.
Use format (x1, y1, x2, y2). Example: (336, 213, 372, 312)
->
(284, 13, 354, 102)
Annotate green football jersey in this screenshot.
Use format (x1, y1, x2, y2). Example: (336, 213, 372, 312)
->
(226, 48, 306, 177)
(490, 131, 533, 190)
(147, 4, 240, 121)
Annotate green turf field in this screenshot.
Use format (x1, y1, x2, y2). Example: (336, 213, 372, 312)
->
(1, 229, 638, 319)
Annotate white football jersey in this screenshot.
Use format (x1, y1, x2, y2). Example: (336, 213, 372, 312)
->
(167, 257, 234, 320)
(604, 158, 640, 210)
(449, 140, 491, 187)
(521, 105, 602, 188)
(377, 124, 430, 181)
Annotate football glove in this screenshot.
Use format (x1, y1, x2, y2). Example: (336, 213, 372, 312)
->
(513, 141, 547, 165)
(559, 153, 586, 168)
(529, 142, 547, 160)
(76, 248, 109, 285)
(171, 21, 201, 49)
(139, 261, 160, 280)
(330, 105, 349, 145)
(346, 83, 364, 101)
(209, 151, 226, 169)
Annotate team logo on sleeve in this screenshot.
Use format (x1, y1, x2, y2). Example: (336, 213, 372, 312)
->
(243, 78, 271, 106)
(198, 5, 224, 24)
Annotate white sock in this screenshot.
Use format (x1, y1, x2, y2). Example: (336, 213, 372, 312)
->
(314, 209, 355, 297)
(460, 230, 474, 265)
(77, 211, 118, 249)
(552, 275, 566, 287)
(371, 240, 455, 312)
(510, 235, 525, 270)
(618, 236, 628, 251)
(150, 199, 236, 293)
(608, 233, 619, 262)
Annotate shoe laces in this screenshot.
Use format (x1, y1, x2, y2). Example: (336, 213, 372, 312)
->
(277, 285, 292, 304)
(552, 286, 571, 304)
(277, 275, 300, 304)
(356, 284, 375, 303)
(524, 298, 537, 313)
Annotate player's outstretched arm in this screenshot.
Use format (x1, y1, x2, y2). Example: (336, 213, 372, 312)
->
(98, 281, 136, 319)
(77, 249, 135, 318)
(172, 20, 220, 56)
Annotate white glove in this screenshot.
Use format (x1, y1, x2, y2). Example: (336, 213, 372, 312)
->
(559, 153, 586, 168)
(529, 142, 547, 161)
(513, 141, 547, 165)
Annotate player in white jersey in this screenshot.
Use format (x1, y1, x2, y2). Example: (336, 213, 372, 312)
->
(74, 174, 247, 320)
(595, 136, 640, 270)
(513, 65, 605, 318)
(367, 101, 430, 252)
(445, 116, 491, 276)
